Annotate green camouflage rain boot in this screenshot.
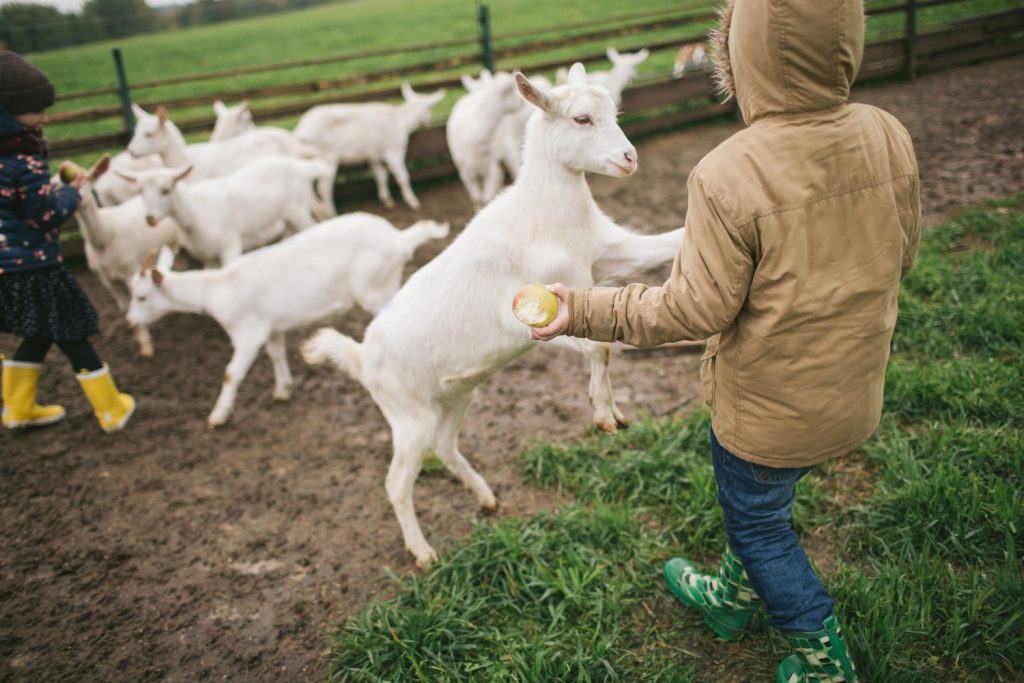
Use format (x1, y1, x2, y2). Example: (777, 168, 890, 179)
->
(662, 548, 761, 641)
(776, 615, 859, 682)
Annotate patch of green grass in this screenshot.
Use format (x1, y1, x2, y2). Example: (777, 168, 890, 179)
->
(327, 197, 1024, 679)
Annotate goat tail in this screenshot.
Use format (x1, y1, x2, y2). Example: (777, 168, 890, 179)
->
(398, 219, 450, 258)
(301, 327, 364, 381)
(308, 159, 338, 220)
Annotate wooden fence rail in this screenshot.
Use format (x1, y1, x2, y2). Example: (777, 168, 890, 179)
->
(54, 4, 1024, 260)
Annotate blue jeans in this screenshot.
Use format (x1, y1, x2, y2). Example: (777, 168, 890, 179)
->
(711, 429, 835, 632)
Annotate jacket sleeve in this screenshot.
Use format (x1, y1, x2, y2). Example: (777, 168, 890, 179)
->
(19, 161, 80, 233)
(566, 172, 755, 347)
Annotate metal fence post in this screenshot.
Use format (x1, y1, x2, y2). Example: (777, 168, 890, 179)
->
(905, 0, 918, 80)
(477, 2, 494, 73)
(111, 48, 136, 136)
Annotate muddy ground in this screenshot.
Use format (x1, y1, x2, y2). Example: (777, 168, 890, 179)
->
(2, 54, 1022, 682)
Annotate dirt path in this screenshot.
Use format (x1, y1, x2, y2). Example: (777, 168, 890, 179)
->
(1, 54, 1021, 682)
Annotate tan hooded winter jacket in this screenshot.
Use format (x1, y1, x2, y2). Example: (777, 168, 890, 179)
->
(566, 0, 922, 467)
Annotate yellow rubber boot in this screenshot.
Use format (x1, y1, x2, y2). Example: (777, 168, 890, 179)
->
(2, 359, 66, 429)
(76, 364, 135, 433)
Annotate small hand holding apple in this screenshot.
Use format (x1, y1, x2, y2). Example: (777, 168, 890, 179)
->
(512, 282, 570, 341)
(58, 161, 86, 189)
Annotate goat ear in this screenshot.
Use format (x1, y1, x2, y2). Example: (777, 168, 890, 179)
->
(567, 62, 588, 86)
(172, 165, 193, 185)
(131, 103, 147, 119)
(89, 154, 112, 182)
(607, 47, 620, 62)
(460, 74, 478, 92)
(479, 69, 493, 85)
(115, 170, 138, 184)
(151, 268, 164, 286)
(213, 100, 226, 115)
(156, 105, 168, 127)
(635, 48, 650, 62)
(429, 88, 446, 104)
(514, 72, 552, 114)
(400, 82, 416, 101)
(555, 66, 569, 85)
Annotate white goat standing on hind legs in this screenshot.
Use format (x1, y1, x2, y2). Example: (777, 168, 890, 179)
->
(302, 63, 686, 568)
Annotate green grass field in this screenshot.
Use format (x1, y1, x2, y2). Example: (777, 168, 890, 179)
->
(326, 195, 1024, 681)
(26, 0, 1020, 167)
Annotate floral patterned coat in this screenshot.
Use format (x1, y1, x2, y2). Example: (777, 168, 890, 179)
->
(0, 106, 80, 275)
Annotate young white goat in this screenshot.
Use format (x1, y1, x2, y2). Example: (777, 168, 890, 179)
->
(127, 215, 449, 427)
(92, 151, 163, 206)
(558, 47, 650, 106)
(293, 83, 446, 210)
(210, 99, 255, 142)
(119, 155, 334, 267)
(74, 156, 181, 357)
(302, 63, 686, 567)
(446, 70, 523, 211)
(673, 42, 706, 78)
(126, 104, 334, 217)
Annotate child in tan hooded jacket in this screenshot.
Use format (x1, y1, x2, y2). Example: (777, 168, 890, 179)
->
(528, 1, 921, 680)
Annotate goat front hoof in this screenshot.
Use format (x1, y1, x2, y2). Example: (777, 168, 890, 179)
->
(207, 414, 228, 430)
(139, 346, 154, 359)
(272, 388, 292, 401)
(596, 421, 619, 435)
(407, 199, 421, 211)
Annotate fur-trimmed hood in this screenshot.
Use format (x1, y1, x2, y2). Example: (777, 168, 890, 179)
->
(711, 0, 865, 124)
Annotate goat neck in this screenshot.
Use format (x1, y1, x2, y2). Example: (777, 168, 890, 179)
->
(74, 188, 114, 250)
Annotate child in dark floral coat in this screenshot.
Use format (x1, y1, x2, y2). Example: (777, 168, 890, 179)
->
(1, 50, 134, 433)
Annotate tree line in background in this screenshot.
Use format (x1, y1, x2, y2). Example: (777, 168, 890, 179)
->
(0, 0, 336, 54)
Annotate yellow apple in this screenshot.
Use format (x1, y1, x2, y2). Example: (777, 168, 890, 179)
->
(512, 283, 559, 327)
(59, 161, 83, 184)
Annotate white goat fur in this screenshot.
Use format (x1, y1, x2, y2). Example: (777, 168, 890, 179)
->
(292, 83, 446, 210)
(446, 70, 524, 211)
(91, 151, 163, 206)
(673, 43, 706, 78)
(557, 47, 650, 106)
(74, 156, 181, 357)
(302, 63, 686, 567)
(210, 100, 255, 142)
(127, 214, 449, 427)
(120, 155, 334, 267)
(126, 103, 335, 218)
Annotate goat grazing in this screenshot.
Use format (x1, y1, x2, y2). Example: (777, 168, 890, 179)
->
(118, 155, 334, 267)
(72, 156, 181, 357)
(293, 83, 446, 210)
(127, 215, 449, 427)
(302, 63, 685, 567)
(446, 69, 523, 211)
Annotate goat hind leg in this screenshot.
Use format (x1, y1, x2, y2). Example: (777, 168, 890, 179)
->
(548, 336, 627, 433)
(385, 413, 441, 567)
(433, 391, 497, 510)
(384, 152, 420, 210)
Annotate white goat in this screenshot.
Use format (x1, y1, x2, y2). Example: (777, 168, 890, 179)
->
(74, 156, 181, 357)
(118, 155, 334, 267)
(210, 99, 255, 142)
(293, 83, 446, 210)
(302, 63, 686, 567)
(127, 215, 449, 427)
(558, 47, 650, 106)
(673, 42, 706, 78)
(91, 151, 163, 206)
(446, 70, 523, 211)
(125, 104, 335, 217)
